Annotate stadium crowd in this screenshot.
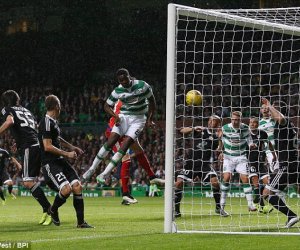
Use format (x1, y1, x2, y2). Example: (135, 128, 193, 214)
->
(0, 113, 166, 190)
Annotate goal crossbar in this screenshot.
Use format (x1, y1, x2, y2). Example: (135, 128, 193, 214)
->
(176, 4, 300, 36)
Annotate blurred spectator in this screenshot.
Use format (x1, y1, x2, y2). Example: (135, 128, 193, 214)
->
(86, 176, 99, 191)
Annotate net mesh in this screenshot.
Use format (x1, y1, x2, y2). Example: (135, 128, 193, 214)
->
(173, 6, 300, 234)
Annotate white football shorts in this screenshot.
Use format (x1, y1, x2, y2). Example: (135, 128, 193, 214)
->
(111, 114, 146, 140)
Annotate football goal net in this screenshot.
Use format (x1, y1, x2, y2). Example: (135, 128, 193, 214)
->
(165, 3, 300, 235)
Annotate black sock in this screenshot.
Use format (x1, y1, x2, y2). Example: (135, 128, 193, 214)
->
(268, 195, 297, 218)
(0, 189, 5, 201)
(73, 194, 84, 225)
(253, 187, 260, 204)
(175, 189, 182, 213)
(259, 185, 265, 207)
(30, 183, 51, 213)
(212, 188, 221, 209)
(52, 192, 67, 212)
(8, 185, 13, 195)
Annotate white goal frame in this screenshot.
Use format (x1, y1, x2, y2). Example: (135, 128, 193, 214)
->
(164, 3, 300, 234)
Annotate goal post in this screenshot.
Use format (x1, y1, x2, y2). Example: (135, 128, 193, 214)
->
(164, 3, 177, 233)
(164, 3, 300, 234)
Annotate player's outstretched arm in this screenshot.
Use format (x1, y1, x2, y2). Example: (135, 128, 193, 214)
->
(180, 127, 193, 134)
(180, 126, 204, 134)
(261, 97, 286, 125)
(0, 115, 14, 134)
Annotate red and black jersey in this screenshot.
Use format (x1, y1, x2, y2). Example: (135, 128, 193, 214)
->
(1, 106, 39, 150)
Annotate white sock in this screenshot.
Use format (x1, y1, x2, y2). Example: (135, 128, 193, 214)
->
(102, 151, 125, 176)
(90, 144, 110, 171)
(220, 183, 230, 208)
(243, 185, 254, 207)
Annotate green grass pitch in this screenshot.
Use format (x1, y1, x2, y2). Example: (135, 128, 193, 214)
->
(0, 196, 299, 250)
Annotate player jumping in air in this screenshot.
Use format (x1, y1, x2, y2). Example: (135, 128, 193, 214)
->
(100, 100, 164, 205)
(82, 68, 157, 191)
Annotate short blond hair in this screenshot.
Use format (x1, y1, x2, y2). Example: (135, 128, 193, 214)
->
(231, 111, 242, 117)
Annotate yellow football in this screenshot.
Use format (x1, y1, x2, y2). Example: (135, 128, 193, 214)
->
(186, 90, 202, 106)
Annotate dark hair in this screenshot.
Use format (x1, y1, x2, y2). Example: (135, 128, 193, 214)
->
(45, 95, 60, 111)
(116, 68, 130, 77)
(273, 100, 287, 116)
(249, 116, 259, 123)
(1, 90, 20, 107)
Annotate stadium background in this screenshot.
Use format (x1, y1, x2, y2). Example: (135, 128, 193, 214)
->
(0, 0, 300, 196)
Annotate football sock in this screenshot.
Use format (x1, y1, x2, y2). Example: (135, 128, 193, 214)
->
(259, 185, 265, 207)
(52, 192, 68, 212)
(268, 195, 297, 217)
(102, 150, 125, 176)
(73, 193, 84, 225)
(0, 189, 5, 201)
(243, 184, 254, 207)
(175, 189, 182, 212)
(30, 183, 51, 213)
(7, 185, 13, 195)
(212, 188, 221, 209)
(121, 160, 131, 194)
(220, 182, 230, 208)
(90, 143, 111, 170)
(136, 152, 155, 177)
(253, 187, 260, 204)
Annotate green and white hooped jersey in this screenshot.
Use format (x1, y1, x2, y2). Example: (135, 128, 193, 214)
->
(259, 118, 275, 152)
(222, 123, 252, 156)
(106, 80, 153, 116)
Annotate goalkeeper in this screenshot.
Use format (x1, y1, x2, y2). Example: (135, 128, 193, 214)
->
(175, 115, 229, 217)
(261, 98, 299, 228)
